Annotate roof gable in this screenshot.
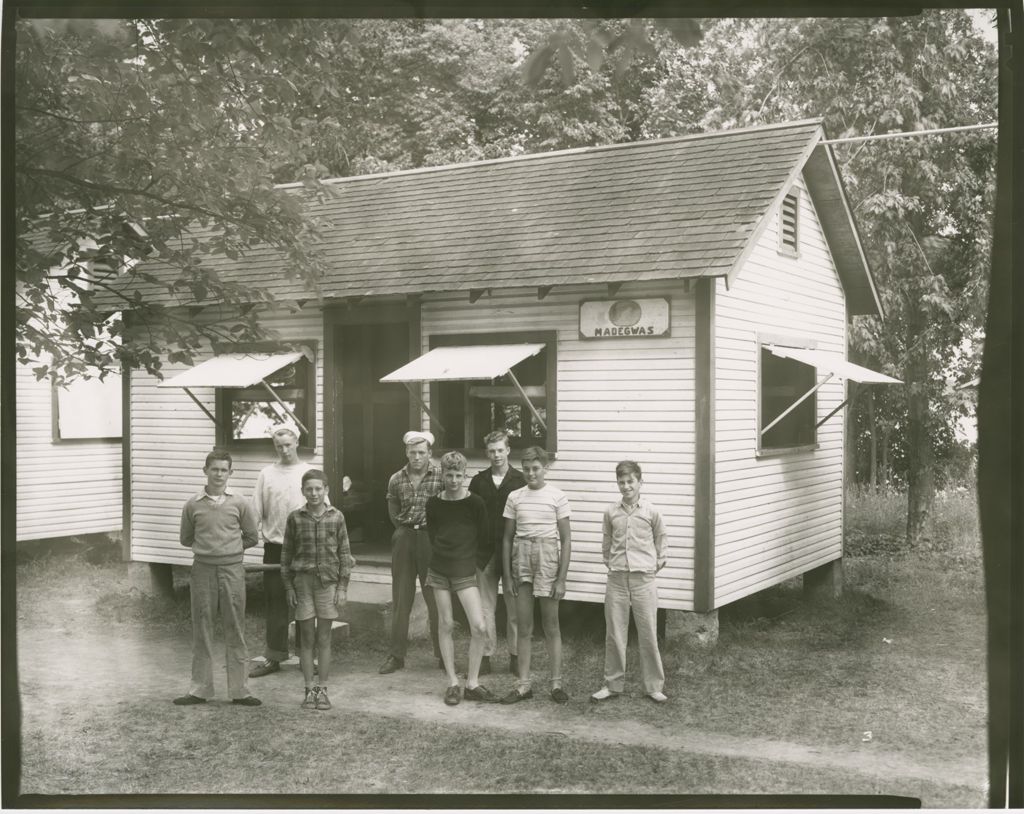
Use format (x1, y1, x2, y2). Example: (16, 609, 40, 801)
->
(96, 119, 880, 316)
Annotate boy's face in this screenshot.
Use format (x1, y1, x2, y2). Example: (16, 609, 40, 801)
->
(302, 478, 328, 508)
(617, 472, 642, 503)
(273, 433, 299, 462)
(486, 440, 510, 471)
(522, 459, 547, 488)
(204, 460, 232, 490)
(406, 441, 430, 472)
(442, 468, 466, 493)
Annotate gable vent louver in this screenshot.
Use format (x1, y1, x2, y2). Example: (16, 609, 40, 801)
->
(780, 191, 799, 253)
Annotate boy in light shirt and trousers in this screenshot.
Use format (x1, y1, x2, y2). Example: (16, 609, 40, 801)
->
(591, 460, 669, 704)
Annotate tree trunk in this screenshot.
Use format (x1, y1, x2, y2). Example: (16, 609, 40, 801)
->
(905, 357, 935, 547)
(880, 425, 890, 492)
(868, 388, 878, 493)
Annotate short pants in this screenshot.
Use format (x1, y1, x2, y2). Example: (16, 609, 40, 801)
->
(425, 568, 479, 593)
(511, 536, 561, 596)
(292, 571, 339, 622)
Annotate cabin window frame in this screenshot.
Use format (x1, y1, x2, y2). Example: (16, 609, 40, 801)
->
(777, 188, 801, 258)
(756, 334, 819, 456)
(213, 340, 318, 452)
(427, 330, 557, 456)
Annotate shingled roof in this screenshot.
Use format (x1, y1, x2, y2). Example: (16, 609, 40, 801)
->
(99, 119, 881, 316)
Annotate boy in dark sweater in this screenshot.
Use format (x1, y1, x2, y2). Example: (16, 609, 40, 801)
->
(175, 449, 260, 707)
(425, 451, 496, 705)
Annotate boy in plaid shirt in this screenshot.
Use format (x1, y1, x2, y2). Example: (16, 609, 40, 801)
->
(282, 469, 355, 711)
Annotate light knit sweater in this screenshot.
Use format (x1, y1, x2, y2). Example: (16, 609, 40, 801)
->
(252, 462, 312, 545)
(180, 490, 259, 565)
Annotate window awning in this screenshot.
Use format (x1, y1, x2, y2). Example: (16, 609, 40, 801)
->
(157, 350, 311, 435)
(765, 345, 901, 384)
(157, 351, 308, 389)
(380, 344, 547, 435)
(762, 344, 901, 437)
(380, 344, 545, 383)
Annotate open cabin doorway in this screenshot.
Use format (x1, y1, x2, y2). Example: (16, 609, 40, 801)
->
(329, 306, 417, 563)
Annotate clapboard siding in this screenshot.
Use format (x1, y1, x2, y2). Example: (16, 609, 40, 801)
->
(713, 175, 847, 606)
(129, 308, 326, 566)
(420, 281, 698, 609)
(15, 359, 122, 541)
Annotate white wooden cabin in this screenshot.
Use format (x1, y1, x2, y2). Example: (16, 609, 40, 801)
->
(103, 119, 898, 619)
(15, 359, 122, 542)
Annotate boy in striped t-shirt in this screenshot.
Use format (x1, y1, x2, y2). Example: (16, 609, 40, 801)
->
(500, 446, 572, 704)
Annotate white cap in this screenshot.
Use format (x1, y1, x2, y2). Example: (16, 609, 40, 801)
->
(403, 430, 435, 447)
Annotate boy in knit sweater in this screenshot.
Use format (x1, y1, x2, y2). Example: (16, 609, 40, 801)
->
(425, 451, 496, 705)
(174, 449, 261, 707)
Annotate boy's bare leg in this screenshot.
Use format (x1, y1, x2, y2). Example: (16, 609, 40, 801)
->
(539, 597, 563, 689)
(434, 587, 459, 686)
(515, 583, 535, 690)
(457, 585, 487, 687)
(316, 618, 333, 687)
(298, 618, 317, 688)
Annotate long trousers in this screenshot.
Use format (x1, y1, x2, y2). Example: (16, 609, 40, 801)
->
(261, 542, 299, 661)
(604, 570, 665, 694)
(389, 526, 440, 660)
(477, 553, 517, 657)
(188, 561, 251, 700)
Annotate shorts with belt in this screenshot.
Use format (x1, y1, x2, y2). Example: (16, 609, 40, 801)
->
(511, 536, 561, 596)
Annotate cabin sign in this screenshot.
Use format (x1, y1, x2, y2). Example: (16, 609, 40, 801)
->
(579, 297, 671, 339)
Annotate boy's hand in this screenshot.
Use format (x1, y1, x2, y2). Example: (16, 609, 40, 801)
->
(656, 558, 667, 572)
(285, 587, 297, 609)
(334, 587, 347, 608)
(550, 578, 566, 600)
(506, 575, 518, 598)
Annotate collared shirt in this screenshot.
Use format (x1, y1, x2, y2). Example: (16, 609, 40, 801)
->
(602, 498, 667, 574)
(281, 504, 355, 588)
(386, 463, 443, 527)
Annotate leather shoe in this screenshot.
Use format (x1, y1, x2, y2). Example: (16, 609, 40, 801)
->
(500, 687, 533, 704)
(378, 655, 404, 674)
(172, 694, 206, 706)
(248, 660, 280, 678)
(231, 696, 262, 706)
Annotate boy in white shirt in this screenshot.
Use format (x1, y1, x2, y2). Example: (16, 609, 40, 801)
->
(500, 446, 572, 704)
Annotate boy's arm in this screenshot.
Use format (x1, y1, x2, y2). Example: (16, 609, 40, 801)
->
(552, 516, 572, 599)
(475, 499, 492, 571)
(251, 472, 265, 541)
(280, 514, 296, 591)
(502, 518, 517, 597)
(335, 514, 352, 602)
(601, 509, 613, 568)
(652, 508, 668, 571)
(240, 499, 259, 550)
(386, 475, 402, 528)
(179, 501, 194, 548)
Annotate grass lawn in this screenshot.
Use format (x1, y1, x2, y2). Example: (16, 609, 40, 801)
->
(11, 490, 987, 806)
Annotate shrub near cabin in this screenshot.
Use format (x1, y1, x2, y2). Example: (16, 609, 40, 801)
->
(579, 298, 671, 340)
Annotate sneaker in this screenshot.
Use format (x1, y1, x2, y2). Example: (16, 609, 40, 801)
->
(647, 691, 669, 703)
(479, 656, 492, 675)
(315, 687, 332, 710)
(550, 687, 569, 704)
(464, 684, 498, 702)
(508, 655, 519, 676)
(590, 686, 622, 702)
(248, 660, 280, 678)
(231, 696, 262, 706)
(301, 687, 317, 710)
(172, 694, 206, 706)
(378, 655, 404, 674)
(499, 687, 533, 704)
(444, 684, 462, 706)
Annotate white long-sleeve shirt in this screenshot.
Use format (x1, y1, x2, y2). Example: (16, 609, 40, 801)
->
(252, 462, 312, 545)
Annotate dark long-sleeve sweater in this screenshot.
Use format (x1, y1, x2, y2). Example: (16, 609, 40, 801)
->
(425, 493, 490, 578)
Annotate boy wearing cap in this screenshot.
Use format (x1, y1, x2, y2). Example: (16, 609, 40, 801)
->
(500, 446, 572, 704)
(378, 430, 443, 674)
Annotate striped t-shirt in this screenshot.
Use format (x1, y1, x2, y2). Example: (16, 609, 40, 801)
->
(503, 484, 571, 539)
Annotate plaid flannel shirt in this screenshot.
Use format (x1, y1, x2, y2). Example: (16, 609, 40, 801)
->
(281, 505, 355, 589)
(386, 463, 443, 527)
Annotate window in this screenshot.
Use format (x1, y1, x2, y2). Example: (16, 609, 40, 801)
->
(778, 190, 800, 255)
(429, 331, 556, 453)
(759, 344, 816, 451)
(53, 375, 122, 440)
(214, 343, 317, 449)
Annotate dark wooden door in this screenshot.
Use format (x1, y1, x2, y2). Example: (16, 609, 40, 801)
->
(337, 321, 411, 551)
